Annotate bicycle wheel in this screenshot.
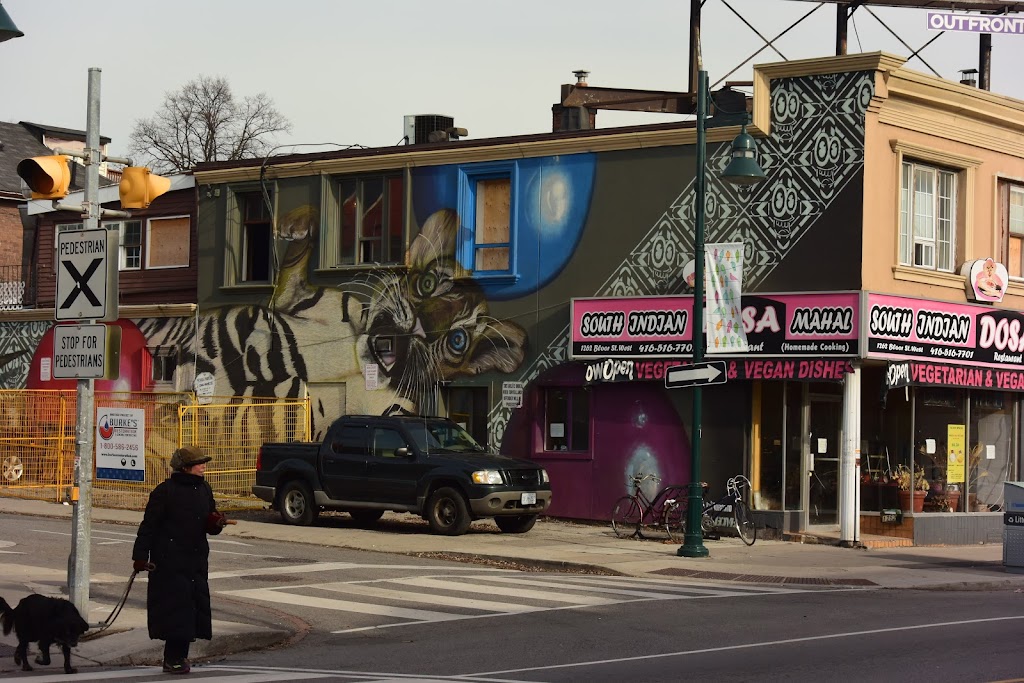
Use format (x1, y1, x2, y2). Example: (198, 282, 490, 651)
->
(663, 500, 686, 543)
(734, 500, 757, 546)
(611, 496, 642, 538)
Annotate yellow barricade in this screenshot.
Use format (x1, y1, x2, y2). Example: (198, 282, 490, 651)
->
(0, 390, 310, 512)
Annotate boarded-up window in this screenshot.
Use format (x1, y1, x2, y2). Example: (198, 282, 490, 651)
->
(147, 216, 190, 268)
(474, 178, 510, 271)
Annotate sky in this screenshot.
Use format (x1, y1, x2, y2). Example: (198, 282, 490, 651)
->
(2, 0, 1023, 160)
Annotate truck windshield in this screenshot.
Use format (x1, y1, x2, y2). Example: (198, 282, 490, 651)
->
(407, 420, 486, 453)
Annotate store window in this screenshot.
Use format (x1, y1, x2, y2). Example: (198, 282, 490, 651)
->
(458, 161, 517, 280)
(968, 393, 1014, 512)
(899, 161, 957, 272)
(543, 387, 589, 452)
(754, 381, 784, 511)
(1003, 180, 1024, 278)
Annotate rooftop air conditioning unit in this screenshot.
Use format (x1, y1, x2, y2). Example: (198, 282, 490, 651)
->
(404, 114, 456, 145)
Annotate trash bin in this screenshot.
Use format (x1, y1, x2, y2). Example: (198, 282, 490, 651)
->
(1003, 482, 1024, 573)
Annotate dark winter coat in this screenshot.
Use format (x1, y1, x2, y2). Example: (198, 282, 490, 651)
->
(132, 472, 223, 642)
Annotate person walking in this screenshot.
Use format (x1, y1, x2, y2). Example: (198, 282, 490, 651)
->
(131, 445, 231, 674)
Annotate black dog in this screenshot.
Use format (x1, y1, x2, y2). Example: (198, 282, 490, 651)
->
(0, 594, 90, 674)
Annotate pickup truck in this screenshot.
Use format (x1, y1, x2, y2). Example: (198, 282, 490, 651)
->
(253, 414, 552, 535)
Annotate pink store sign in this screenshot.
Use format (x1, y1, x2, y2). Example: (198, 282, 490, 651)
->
(867, 293, 1024, 369)
(570, 292, 859, 359)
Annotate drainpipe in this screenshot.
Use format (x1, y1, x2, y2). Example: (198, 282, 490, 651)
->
(839, 364, 862, 546)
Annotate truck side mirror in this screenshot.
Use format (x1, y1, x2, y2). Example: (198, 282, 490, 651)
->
(395, 447, 412, 458)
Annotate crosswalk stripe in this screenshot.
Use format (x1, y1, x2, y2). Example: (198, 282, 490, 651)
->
(539, 574, 805, 593)
(218, 587, 463, 621)
(472, 575, 740, 598)
(1, 669, 161, 682)
(315, 581, 541, 612)
(389, 576, 617, 605)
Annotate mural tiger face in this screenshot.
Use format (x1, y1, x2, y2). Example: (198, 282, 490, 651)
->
(354, 209, 527, 408)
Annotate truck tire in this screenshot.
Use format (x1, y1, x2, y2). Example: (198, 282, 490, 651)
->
(279, 480, 318, 526)
(425, 487, 471, 536)
(494, 514, 537, 534)
(350, 509, 385, 527)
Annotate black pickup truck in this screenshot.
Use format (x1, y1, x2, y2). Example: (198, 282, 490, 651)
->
(253, 414, 551, 535)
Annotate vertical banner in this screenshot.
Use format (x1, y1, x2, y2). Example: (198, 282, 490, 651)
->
(705, 242, 748, 353)
(947, 424, 966, 484)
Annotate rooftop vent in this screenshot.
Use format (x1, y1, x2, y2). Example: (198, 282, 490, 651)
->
(959, 68, 978, 87)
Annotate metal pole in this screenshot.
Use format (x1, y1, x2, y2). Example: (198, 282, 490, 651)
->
(836, 3, 849, 56)
(979, 33, 991, 91)
(688, 0, 702, 95)
(679, 70, 710, 558)
(69, 67, 101, 619)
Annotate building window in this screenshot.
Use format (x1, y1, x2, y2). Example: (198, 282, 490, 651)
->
(105, 220, 142, 270)
(899, 161, 957, 272)
(147, 216, 190, 269)
(543, 387, 589, 452)
(328, 175, 404, 267)
(1004, 181, 1024, 278)
(458, 162, 516, 278)
(54, 222, 83, 247)
(150, 348, 176, 384)
(238, 191, 271, 282)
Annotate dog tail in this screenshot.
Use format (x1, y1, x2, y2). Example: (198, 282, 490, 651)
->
(0, 596, 13, 635)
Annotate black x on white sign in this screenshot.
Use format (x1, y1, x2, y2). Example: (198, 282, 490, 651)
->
(56, 229, 110, 321)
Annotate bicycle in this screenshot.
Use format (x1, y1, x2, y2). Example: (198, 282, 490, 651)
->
(610, 473, 687, 540)
(665, 474, 756, 546)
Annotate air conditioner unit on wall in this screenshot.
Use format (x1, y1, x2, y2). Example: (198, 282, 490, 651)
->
(404, 114, 455, 144)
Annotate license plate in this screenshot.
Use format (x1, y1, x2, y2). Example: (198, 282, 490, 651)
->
(521, 492, 537, 505)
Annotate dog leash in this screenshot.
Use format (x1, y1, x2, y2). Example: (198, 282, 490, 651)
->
(81, 569, 141, 641)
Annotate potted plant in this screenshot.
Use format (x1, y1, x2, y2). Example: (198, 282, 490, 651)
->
(894, 464, 928, 512)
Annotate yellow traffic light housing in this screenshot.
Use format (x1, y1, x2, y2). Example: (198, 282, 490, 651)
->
(17, 155, 71, 199)
(119, 167, 171, 209)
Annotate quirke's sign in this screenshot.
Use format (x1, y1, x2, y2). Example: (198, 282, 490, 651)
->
(867, 293, 1024, 370)
(570, 292, 859, 359)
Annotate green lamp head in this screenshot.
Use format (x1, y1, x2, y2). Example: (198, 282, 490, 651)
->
(0, 2, 23, 43)
(721, 124, 766, 186)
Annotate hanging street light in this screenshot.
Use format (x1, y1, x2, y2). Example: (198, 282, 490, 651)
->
(678, 70, 766, 558)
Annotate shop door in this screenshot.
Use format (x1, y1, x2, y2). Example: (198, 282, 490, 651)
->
(805, 395, 842, 527)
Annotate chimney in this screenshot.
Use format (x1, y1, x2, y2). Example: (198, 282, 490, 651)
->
(552, 70, 597, 133)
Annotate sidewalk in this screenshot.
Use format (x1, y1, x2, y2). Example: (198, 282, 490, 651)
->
(1, 496, 1022, 672)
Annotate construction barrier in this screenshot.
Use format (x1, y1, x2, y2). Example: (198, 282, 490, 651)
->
(0, 390, 310, 512)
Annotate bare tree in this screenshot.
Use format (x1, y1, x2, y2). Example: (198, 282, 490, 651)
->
(128, 76, 291, 174)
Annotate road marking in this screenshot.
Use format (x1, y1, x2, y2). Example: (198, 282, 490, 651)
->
(1, 668, 336, 682)
(474, 574, 740, 598)
(465, 615, 1024, 677)
(207, 563, 511, 580)
(390, 576, 617, 605)
(538, 574, 806, 595)
(218, 587, 465, 622)
(32, 528, 256, 547)
(315, 581, 541, 613)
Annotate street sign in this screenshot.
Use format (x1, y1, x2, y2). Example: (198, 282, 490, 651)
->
(55, 228, 118, 321)
(52, 324, 121, 379)
(664, 360, 727, 389)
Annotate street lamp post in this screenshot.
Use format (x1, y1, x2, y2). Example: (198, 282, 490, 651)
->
(678, 70, 765, 558)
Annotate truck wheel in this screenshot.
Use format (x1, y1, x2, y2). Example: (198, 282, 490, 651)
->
(494, 514, 537, 534)
(279, 480, 318, 526)
(350, 509, 384, 527)
(425, 487, 471, 535)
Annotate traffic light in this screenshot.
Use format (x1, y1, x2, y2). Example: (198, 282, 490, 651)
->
(119, 166, 171, 209)
(17, 155, 71, 199)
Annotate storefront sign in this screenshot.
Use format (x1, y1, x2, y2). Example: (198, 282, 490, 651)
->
(570, 292, 858, 359)
(885, 361, 911, 390)
(884, 360, 1024, 392)
(866, 293, 1024, 369)
(928, 11, 1024, 35)
(584, 357, 852, 383)
(947, 424, 966, 484)
(962, 258, 1008, 304)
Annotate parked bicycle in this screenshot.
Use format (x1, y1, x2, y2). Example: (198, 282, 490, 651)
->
(665, 474, 756, 546)
(611, 473, 687, 540)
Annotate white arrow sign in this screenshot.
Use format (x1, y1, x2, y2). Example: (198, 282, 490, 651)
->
(665, 361, 727, 389)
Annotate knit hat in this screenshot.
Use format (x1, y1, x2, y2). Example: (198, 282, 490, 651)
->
(170, 445, 212, 471)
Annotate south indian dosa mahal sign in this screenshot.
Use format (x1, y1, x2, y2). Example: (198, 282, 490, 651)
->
(570, 292, 859, 359)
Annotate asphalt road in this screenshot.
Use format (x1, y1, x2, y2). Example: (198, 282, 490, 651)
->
(2, 515, 1023, 682)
